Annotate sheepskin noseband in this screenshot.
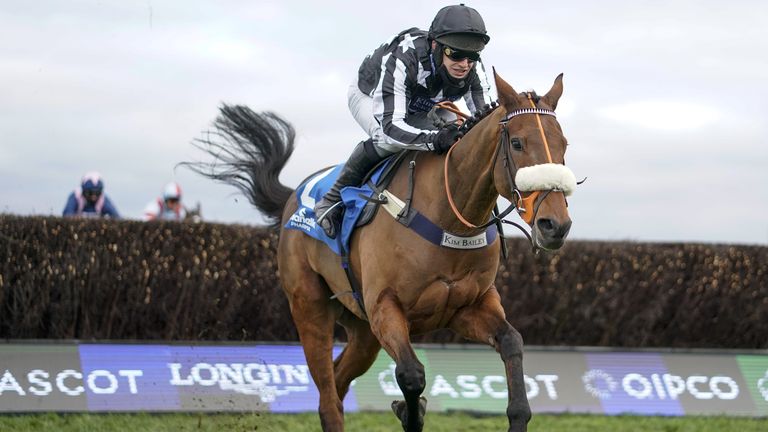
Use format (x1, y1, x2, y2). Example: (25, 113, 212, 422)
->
(515, 163, 577, 196)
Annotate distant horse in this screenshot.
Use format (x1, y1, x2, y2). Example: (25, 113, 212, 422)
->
(183, 202, 203, 223)
(187, 71, 575, 432)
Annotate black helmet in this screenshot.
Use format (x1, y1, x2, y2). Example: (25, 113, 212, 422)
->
(429, 4, 490, 52)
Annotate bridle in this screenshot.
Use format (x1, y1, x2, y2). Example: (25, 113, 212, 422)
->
(441, 95, 574, 244)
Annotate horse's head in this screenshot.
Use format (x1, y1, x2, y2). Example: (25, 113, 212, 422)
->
(184, 202, 203, 223)
(492, 71, 576, 251)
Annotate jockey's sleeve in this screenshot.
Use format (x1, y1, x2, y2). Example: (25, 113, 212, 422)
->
(374, 54, 437, 151)
(62, 193, 78, 216)
(464, 60, 494, 115)
(102, 196, 120, 219)
(142, 199, 160, 221)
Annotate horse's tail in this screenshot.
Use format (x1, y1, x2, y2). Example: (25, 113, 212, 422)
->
(183, 104, 295, 229)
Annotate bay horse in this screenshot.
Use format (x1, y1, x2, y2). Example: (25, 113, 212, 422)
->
(188, 71, 575, 432)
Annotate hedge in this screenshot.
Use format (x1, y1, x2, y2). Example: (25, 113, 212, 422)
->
(1, 215, 765, 349)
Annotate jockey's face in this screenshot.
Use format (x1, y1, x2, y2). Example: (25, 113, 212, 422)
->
(165, 198, 181, 210)
(83, 189, 102, 204)
(432, 41, 476, 80)
(443, 55, 473, 79)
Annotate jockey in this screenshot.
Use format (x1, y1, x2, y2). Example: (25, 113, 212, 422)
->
(314, 4, 494, 238)
(62, 171, 120, 218)
(143, 182, 188, 221)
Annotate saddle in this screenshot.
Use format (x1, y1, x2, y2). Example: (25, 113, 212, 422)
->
(284, 150, 413, 257)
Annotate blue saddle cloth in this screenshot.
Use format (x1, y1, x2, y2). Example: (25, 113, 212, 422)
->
(284, 159, 392, 256)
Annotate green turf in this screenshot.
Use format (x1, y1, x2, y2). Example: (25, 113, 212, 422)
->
(0, 412, 765, 432)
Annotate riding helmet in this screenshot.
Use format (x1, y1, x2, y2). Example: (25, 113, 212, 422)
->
(81, 172, 104, 194)
(163, 182, 182, 201)
(428, 4, 490, 51)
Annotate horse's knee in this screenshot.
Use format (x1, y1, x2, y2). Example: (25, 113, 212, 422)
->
(395, 362, 426, 398)
(497, 326, 524, 360)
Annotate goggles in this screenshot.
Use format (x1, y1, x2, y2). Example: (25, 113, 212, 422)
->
(442, 45, 480, 62)
(83, 189, 102, 197)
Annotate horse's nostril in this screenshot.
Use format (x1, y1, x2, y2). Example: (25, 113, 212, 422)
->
(537, 218, 572, 240)
(537, 219, 555, 233)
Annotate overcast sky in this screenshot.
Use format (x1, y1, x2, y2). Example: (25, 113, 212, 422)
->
(1, 0, 766, 245)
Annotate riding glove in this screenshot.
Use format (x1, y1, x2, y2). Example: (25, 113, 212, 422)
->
(431, 124, 464, 154)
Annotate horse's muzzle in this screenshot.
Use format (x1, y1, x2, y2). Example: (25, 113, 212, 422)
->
(534, 217, 572, 250)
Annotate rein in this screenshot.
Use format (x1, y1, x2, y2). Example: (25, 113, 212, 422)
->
(433, 100, 471, 123)
(442, 94, 564, 244)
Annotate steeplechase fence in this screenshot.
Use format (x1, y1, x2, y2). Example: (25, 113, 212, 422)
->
(1, 215, 766, 348)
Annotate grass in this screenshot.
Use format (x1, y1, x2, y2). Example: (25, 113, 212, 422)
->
(0, 412, 765, 432)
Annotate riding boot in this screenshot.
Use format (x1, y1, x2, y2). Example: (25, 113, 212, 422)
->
(314, 138, 384, 238)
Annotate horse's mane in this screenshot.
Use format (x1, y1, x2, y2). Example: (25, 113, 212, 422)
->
(458, 101, 500, 134)
(522, 91, 541, 103)
(458, 91, 541, 134)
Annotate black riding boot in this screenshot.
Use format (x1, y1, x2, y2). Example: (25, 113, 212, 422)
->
(314, 138, 384, 238)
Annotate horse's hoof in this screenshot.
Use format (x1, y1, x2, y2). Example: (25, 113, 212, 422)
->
(390, 397, 427, 431)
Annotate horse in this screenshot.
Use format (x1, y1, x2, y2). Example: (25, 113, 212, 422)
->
(186, 71, 575, 432)
(183, 201, 203, 223)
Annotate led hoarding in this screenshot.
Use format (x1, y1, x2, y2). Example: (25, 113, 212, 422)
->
(1, 343, 766, 416)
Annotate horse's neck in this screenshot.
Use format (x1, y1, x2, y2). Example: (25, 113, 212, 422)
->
(433, 110, 505, 234)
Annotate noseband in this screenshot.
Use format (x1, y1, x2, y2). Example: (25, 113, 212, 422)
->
(444, 94, 577, 243)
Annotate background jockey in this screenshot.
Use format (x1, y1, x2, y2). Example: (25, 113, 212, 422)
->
(143, 182, 188, 221)
(314, 4, 494, 238)
(62, 171, 120, 218)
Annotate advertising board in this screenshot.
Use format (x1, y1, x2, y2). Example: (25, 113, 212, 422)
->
(1, 343, 766, 416)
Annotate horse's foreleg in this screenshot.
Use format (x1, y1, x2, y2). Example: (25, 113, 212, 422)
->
(334, 309, 381, 399)
(369, 289, 426, 432)
(287, 280, 345, 431)
(448, 287, 531, 432)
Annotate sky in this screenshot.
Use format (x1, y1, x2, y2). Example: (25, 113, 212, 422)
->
(1, 0, 766, 245)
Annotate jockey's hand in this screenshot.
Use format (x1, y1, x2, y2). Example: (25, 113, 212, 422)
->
(427, 105, 451, 128)
(431, 124, 464, 154)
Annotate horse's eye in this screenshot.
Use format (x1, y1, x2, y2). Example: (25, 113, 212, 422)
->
(510, 137, 524, 151)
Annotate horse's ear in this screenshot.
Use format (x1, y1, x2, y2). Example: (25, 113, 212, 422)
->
(493, 67, 523, 109)
(541, 73, 564, 110)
